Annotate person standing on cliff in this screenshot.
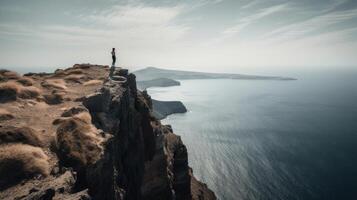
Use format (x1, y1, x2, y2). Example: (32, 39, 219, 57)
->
(111, 48, 116, 66)
(110, 48, 116, 78)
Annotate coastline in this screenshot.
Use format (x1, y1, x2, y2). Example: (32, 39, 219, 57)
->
(0, 64, 216, 200)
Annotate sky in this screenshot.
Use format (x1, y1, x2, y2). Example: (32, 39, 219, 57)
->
(1, 0, 357, 74)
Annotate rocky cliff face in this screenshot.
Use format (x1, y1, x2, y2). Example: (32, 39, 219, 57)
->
(83, 67, 215, 200)
(0, 65, 216, 200)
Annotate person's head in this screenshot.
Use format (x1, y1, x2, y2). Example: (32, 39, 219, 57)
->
(112, 48, 115, 51)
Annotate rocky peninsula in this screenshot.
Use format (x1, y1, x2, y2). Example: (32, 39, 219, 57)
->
(151, 99, 187, 120)
(137, 78, 180, 90)
(133, 67, 296, 119)
(134, 67, 296, 81)
(0, 64, 216, 200)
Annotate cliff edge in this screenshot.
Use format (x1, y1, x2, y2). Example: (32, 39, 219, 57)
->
(0, 64, 216, 200)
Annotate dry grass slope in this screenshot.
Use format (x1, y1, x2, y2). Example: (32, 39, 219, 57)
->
(16, 77, 35, 86)
(18, 86, 41, 99)
(72, 112, 92, 124)
(55, 115, 103, 169)
(61, 106, 88, 117)
(0, 144, 49, 190)
(73, 64, 92, 69)
(0, 126, 43, 147)
(83, 80, 103, 86)
(64, 74, 84, 83)
(0, 70, 20, 80)
(0, 82, 42, 102)
(0, 108, 14, 121)
(41, 79, 67, 90)
(66, 69, 83, 75)
(0, 82, 20, 102)
(43, 90, 65, 105)
(53, 69, 67, 77)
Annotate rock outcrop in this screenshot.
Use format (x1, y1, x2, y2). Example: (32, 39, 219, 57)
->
(134, 66, 297, 81)
(137, 78, 180, 90)
(82, 67, 214, 199)
(151, 99, 187, 120)
(0, 64, 216, 200)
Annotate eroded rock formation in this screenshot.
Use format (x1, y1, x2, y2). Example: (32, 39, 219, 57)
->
(0, 64, 216, 200)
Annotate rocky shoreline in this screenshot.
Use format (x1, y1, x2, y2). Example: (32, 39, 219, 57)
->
(0, 64, 216, 200)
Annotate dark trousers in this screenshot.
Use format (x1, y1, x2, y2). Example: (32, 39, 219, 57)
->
(112, 56, 116, 66)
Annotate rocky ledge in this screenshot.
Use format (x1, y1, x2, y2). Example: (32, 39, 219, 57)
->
(0, 64, 216, 200)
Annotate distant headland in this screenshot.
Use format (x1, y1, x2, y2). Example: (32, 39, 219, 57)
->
(134, 67, 296, 119)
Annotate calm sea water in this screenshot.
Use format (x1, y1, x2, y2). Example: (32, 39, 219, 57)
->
(148, 70, 357, 200)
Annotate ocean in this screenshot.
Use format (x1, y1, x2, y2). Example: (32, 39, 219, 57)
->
(147, 70, 357, 200)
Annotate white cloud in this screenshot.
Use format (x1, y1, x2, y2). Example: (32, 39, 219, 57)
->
(0, 4, 190, 46)
(1, 0, 357, 70)
(262, 8, 357, 42)
(87, 5, 182, 28)
(223, 3, 288, 37)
